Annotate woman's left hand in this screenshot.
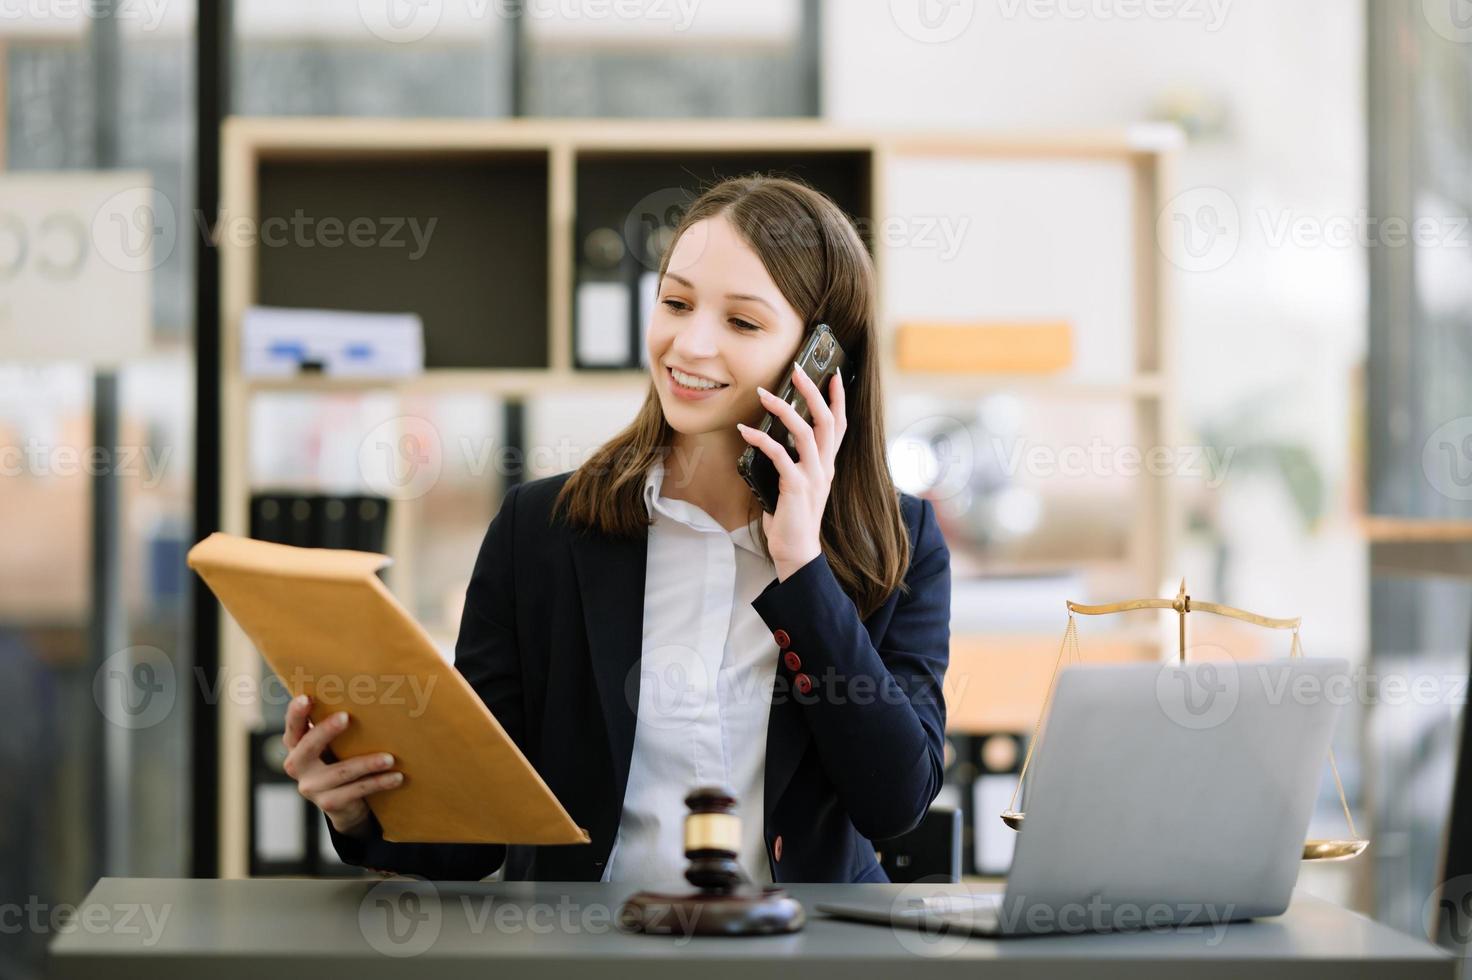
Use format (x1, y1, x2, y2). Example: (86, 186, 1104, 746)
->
(737, 361, 848, 581)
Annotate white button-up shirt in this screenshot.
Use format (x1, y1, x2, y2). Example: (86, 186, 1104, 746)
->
(600, 457, 779, 886)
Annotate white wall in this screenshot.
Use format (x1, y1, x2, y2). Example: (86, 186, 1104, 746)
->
(824, 0, 1368, 659)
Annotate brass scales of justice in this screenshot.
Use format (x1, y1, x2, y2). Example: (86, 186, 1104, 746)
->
(999, 580, 1369, 862)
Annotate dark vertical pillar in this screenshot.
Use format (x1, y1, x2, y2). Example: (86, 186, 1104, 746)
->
(88, 0, 124, 880)
(191, 0, 231, 879)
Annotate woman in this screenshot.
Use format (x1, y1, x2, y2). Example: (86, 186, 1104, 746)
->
(282, 174, 952, 884)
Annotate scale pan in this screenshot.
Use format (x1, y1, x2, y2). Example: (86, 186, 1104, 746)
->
(1302, 839, 1368, 861)
(1000, 810, 1024, 831)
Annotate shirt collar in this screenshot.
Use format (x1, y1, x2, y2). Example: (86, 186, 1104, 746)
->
(644, 457, 765, 558)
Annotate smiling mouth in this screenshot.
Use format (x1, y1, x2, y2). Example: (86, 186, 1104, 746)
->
(666, 365, 730, 391)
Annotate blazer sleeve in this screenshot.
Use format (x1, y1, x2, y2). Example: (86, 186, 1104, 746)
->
(749, 495, 951, 842)
(326, 481, 527, 879)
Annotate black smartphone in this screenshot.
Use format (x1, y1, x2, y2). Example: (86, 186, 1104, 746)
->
(737, 322, 856, 514)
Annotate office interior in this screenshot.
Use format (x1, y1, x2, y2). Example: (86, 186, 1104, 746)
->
(2, 0, 1470, 976)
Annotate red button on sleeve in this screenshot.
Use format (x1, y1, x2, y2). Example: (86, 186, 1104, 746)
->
(773, 629, 791, 649)
(783, 650, 802, 672)
(794, 673, 813, 695)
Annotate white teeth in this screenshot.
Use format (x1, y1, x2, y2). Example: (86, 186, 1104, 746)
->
(670, 367, 726, 390)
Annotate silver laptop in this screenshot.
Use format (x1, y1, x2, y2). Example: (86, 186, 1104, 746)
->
(818, 657, 1348, 937)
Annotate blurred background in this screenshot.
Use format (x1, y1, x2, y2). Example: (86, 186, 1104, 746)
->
(2, 0, 1470, 976)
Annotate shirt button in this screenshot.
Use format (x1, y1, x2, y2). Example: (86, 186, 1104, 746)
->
(794, 673, 813, 695)
(774, 835, 784, 861)
(783, 650, 802, 672)
(773, 629, 791, 648)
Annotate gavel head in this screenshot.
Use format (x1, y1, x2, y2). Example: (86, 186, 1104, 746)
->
(682, 784, 744, 892)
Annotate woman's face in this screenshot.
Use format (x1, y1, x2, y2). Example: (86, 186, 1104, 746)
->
(647, 214, 806, 442)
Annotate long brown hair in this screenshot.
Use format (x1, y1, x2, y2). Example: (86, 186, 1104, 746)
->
(552, 173, 910, 619)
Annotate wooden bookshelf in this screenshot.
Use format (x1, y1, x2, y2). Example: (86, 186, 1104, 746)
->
(214, 117, 1181, 877)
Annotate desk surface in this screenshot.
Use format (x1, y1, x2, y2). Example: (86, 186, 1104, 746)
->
(48, 877, 1454, 980)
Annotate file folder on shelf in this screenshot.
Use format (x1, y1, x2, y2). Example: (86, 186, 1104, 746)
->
(188, 532, 591, 846)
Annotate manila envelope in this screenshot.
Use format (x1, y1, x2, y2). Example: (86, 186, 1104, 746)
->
(188, 531, 590, 846)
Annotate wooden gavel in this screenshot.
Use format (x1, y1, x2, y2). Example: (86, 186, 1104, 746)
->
(618, 784, 805, 936)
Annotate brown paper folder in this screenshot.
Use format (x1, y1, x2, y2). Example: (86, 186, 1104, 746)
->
(187, 531, 591, 846)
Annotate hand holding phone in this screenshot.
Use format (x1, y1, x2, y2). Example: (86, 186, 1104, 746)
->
(737, 323, 855, 514)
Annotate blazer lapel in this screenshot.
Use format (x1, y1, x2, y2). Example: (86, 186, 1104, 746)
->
(570, 529, 647, 814)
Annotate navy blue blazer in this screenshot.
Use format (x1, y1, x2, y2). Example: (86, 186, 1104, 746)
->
(328, 470, 952, 883)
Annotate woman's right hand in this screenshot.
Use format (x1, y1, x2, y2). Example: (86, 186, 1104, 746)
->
(283, 694, 403, 839)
